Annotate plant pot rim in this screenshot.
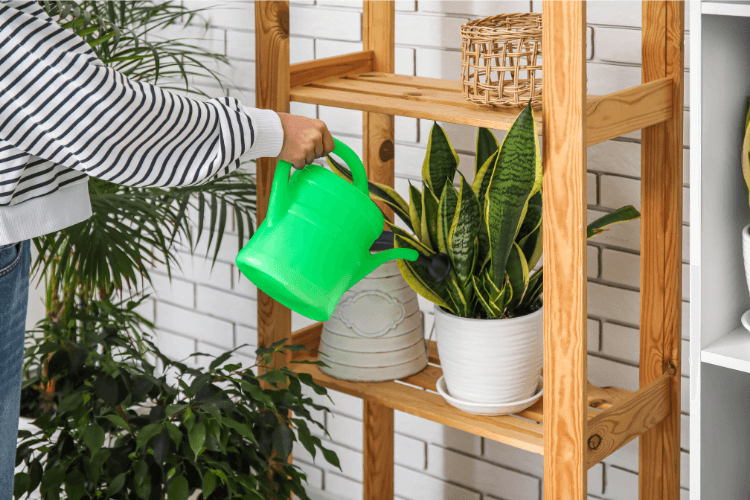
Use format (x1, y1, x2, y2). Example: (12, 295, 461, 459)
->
(433, 302, 543, 323)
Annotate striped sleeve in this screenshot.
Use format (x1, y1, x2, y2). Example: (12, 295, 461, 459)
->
(0, 1, 283, 190)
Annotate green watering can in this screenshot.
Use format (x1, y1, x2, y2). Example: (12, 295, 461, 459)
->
(236, 138, 450, 322)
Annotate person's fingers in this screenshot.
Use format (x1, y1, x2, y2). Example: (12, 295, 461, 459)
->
(305, 151, 314, 165)
(322, 125, 335, 156)
(314, 143, 324, 159)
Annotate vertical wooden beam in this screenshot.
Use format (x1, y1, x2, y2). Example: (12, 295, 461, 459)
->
(363, 401, 394, 500)
(362, 3, 396, 498)
(363, 1, 395, 227)
(255, 4, 293, 495)
(640, 2, 684, 499)
(255, 0, 292, 372)
(542, 2, 588, 499)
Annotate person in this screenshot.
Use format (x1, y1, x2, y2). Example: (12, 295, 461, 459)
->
(0, 1, 334, 494)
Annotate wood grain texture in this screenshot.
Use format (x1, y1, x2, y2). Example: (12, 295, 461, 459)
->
(364, 402, 394, 500)
(290, 51, 374, 88)
(363, 2, 395, 227)
(255, 1, 292, 377)
(586, 78, 673, 146)
(587, 374, 671, 469)
(640, 2, 684, 499)
(541, 2, 588, 499)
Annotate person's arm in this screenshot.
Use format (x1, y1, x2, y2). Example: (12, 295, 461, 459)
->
(0, 2, 332, 189)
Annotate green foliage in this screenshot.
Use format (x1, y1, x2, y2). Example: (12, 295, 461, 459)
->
(19, 2, 338, 499)
(328, 102, 641, 319)
(17, 296, 339, 500)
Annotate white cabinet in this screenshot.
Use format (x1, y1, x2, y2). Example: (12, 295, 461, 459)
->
(690, 2, 750, 498)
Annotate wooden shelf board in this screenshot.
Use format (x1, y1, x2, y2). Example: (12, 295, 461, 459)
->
(701, 326, 750, 373)
(290, 72, 671, 143)
(289, 323, 633, 456)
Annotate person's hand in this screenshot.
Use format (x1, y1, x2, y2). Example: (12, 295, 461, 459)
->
(277, 112, 335, 169)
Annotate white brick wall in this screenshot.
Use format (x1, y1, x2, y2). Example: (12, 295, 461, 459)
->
(24, 2, 692, 499)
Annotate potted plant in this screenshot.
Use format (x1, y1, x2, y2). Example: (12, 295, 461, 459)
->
(15, 2, 339, 498)
(328, 102, 639, 413)
(741, 96, 750, 327)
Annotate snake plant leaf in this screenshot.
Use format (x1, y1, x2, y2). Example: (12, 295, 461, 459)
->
(437, 180, 459, 254)
(384, 220, 433, 255)
(472, 150, 498, 212)
(448, 173, 481, 285)
(485, 103, 540, 287)
(476, 128, 500, 176)
(326, 155, 413, 232)
(505, 242, 530, 311)
(587, 205, 641, 239)
(422, 122, 459, 199)
(518, 267, 543, 313)
(743, 96, 750, 206)
(516, 191, 542, 245)
(393, 234, 453, 312)
(420, 183, 440, 250)
(445, 273, 470, 317)
(408, 181, 423, 241)
(471, 274, 503, 318)
(521, 225, 543, 270)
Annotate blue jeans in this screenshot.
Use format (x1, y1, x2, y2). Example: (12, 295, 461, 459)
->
(0, 241, 30, 500)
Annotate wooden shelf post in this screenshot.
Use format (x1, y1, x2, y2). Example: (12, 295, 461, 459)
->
(640, 2, 684, 499)
(361, 2, 396, 497)
(541, 2, 588, 499)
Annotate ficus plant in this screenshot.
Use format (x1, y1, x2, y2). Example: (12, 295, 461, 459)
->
(16, 296, 340, 500)
(329, 102, 641, 319)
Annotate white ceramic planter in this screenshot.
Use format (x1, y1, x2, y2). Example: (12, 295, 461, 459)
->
(318, 259, 427, 382)
(434, 304, 543, 404)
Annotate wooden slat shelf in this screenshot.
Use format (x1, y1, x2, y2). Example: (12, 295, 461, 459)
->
(289, 70, 672, 145)
(289, 323, 634, 457)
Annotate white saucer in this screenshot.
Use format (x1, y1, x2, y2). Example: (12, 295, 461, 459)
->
(742, 310, 750, 333)
(436, 376, 543, 416)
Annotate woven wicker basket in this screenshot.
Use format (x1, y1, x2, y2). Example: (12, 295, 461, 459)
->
(460, 13, 542, 109)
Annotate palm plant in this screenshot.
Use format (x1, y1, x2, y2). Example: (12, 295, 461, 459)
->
(16, 3, 339, 499)
(329, 103, 640, 319)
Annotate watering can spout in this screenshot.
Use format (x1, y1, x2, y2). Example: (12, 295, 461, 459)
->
(350, 247, 418, 289)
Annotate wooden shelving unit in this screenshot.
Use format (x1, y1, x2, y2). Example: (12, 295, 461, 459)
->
(255, 2, 684, 499)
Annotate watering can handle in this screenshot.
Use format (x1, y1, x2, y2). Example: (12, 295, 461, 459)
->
(267, 138, 369, 226)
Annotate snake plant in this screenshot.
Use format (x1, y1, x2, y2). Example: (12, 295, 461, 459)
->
(329, 102, 640, 319)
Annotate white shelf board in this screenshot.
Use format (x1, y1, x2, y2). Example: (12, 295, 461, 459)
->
(701, 325, 750, 372)
(702, 1, 750, 17)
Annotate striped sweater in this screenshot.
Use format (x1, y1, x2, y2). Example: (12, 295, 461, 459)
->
(0, 1, 283, 245)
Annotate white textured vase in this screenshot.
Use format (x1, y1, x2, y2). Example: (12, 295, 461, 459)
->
(434, 304, 543, 404)
(318, 259, 428, 382)
(743, 223, 750, 297)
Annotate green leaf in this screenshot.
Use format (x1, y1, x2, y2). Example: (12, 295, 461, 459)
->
(56, 391, 84, 415)
(189, 420, 206, 457)
(167, 476, 188, 500)
(102, 413, 130, 431)
(322, 447, 342, 471)
(272, 424, 294, 461)
(516, 190, 542, 246)
(202, 471, 218, 498)
(258, 369, 287, 386)
(437, 180, 459, 254)
(587, 206, 641, 239)
(408, 182, 423, 241)
(136, 423, 163, 451)
(476, 127, 500, 176)
(94, 375, 119, 406)
(106, 473, 127, 497)
(422, 123, 459, 199)
(393, 234, 452, 311)
(485, 103, 540, 287)
(13, 472, 31, 499)
(448, 173, 481, 285)
(165, 422, 183, 448)
(152, 431, 170, 466)
(420, 183, 440, 250)
(209, 351, 233, 370)
(744, 96, 750, 206)
(65, 470, 86, 500)
(505, 242, 530, 312)
(83, 424, 105, 459)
